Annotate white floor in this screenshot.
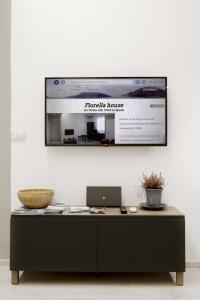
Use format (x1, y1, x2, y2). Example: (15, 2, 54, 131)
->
(1, 267, 200, 300)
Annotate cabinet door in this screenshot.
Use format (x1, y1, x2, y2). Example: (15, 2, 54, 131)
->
(97, 217, 185, 272)
(10, 216, 97, 272)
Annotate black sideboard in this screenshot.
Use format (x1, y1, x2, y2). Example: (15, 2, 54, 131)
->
(10, 206, 185, 285)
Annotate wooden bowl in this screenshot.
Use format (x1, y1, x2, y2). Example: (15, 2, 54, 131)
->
(17, 189, 54, 208)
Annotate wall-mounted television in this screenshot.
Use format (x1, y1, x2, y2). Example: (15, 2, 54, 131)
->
(45, 77, 167, 146)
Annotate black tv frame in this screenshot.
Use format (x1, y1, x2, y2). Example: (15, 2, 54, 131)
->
(45, 77, 167, 147)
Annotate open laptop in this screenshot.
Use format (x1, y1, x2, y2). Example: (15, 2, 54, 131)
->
(86, 186, 121, 207)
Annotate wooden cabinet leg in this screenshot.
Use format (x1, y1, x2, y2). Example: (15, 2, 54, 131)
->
(11, 271, 19, 284)
(176, 272, 184, 286)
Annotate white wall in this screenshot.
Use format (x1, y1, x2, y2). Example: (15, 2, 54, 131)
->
(11, 0, 200, 262)
(0, 0, 11, 259)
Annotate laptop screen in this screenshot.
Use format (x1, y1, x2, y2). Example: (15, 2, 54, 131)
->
(86, 186, 121, 207)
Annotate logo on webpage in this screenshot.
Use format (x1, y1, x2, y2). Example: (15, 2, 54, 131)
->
(54, 80, 59, 85)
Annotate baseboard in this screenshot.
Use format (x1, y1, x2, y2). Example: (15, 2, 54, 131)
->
(0, 259, 9, 266)
(186, 262, 200, 268)
(0, 259, 199, 268)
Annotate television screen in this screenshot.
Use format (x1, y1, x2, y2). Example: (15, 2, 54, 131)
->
(45, 77, 167, 146)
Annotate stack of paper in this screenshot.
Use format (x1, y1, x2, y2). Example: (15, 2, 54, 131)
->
(44, 205, 65, 214)
(68, 206, 89, 213)
(90, 207, 105, 214)
(12, 207, 45, 215)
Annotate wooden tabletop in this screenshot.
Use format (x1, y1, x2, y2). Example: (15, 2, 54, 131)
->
(127, 206, 184, 216)
(11, 206, 184, 217)
(63, 206, 184, 217)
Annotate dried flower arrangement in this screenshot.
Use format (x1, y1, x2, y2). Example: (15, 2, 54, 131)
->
(141, 172, 165, 189)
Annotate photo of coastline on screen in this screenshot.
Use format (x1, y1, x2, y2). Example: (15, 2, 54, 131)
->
(45, 78, 167, 146)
